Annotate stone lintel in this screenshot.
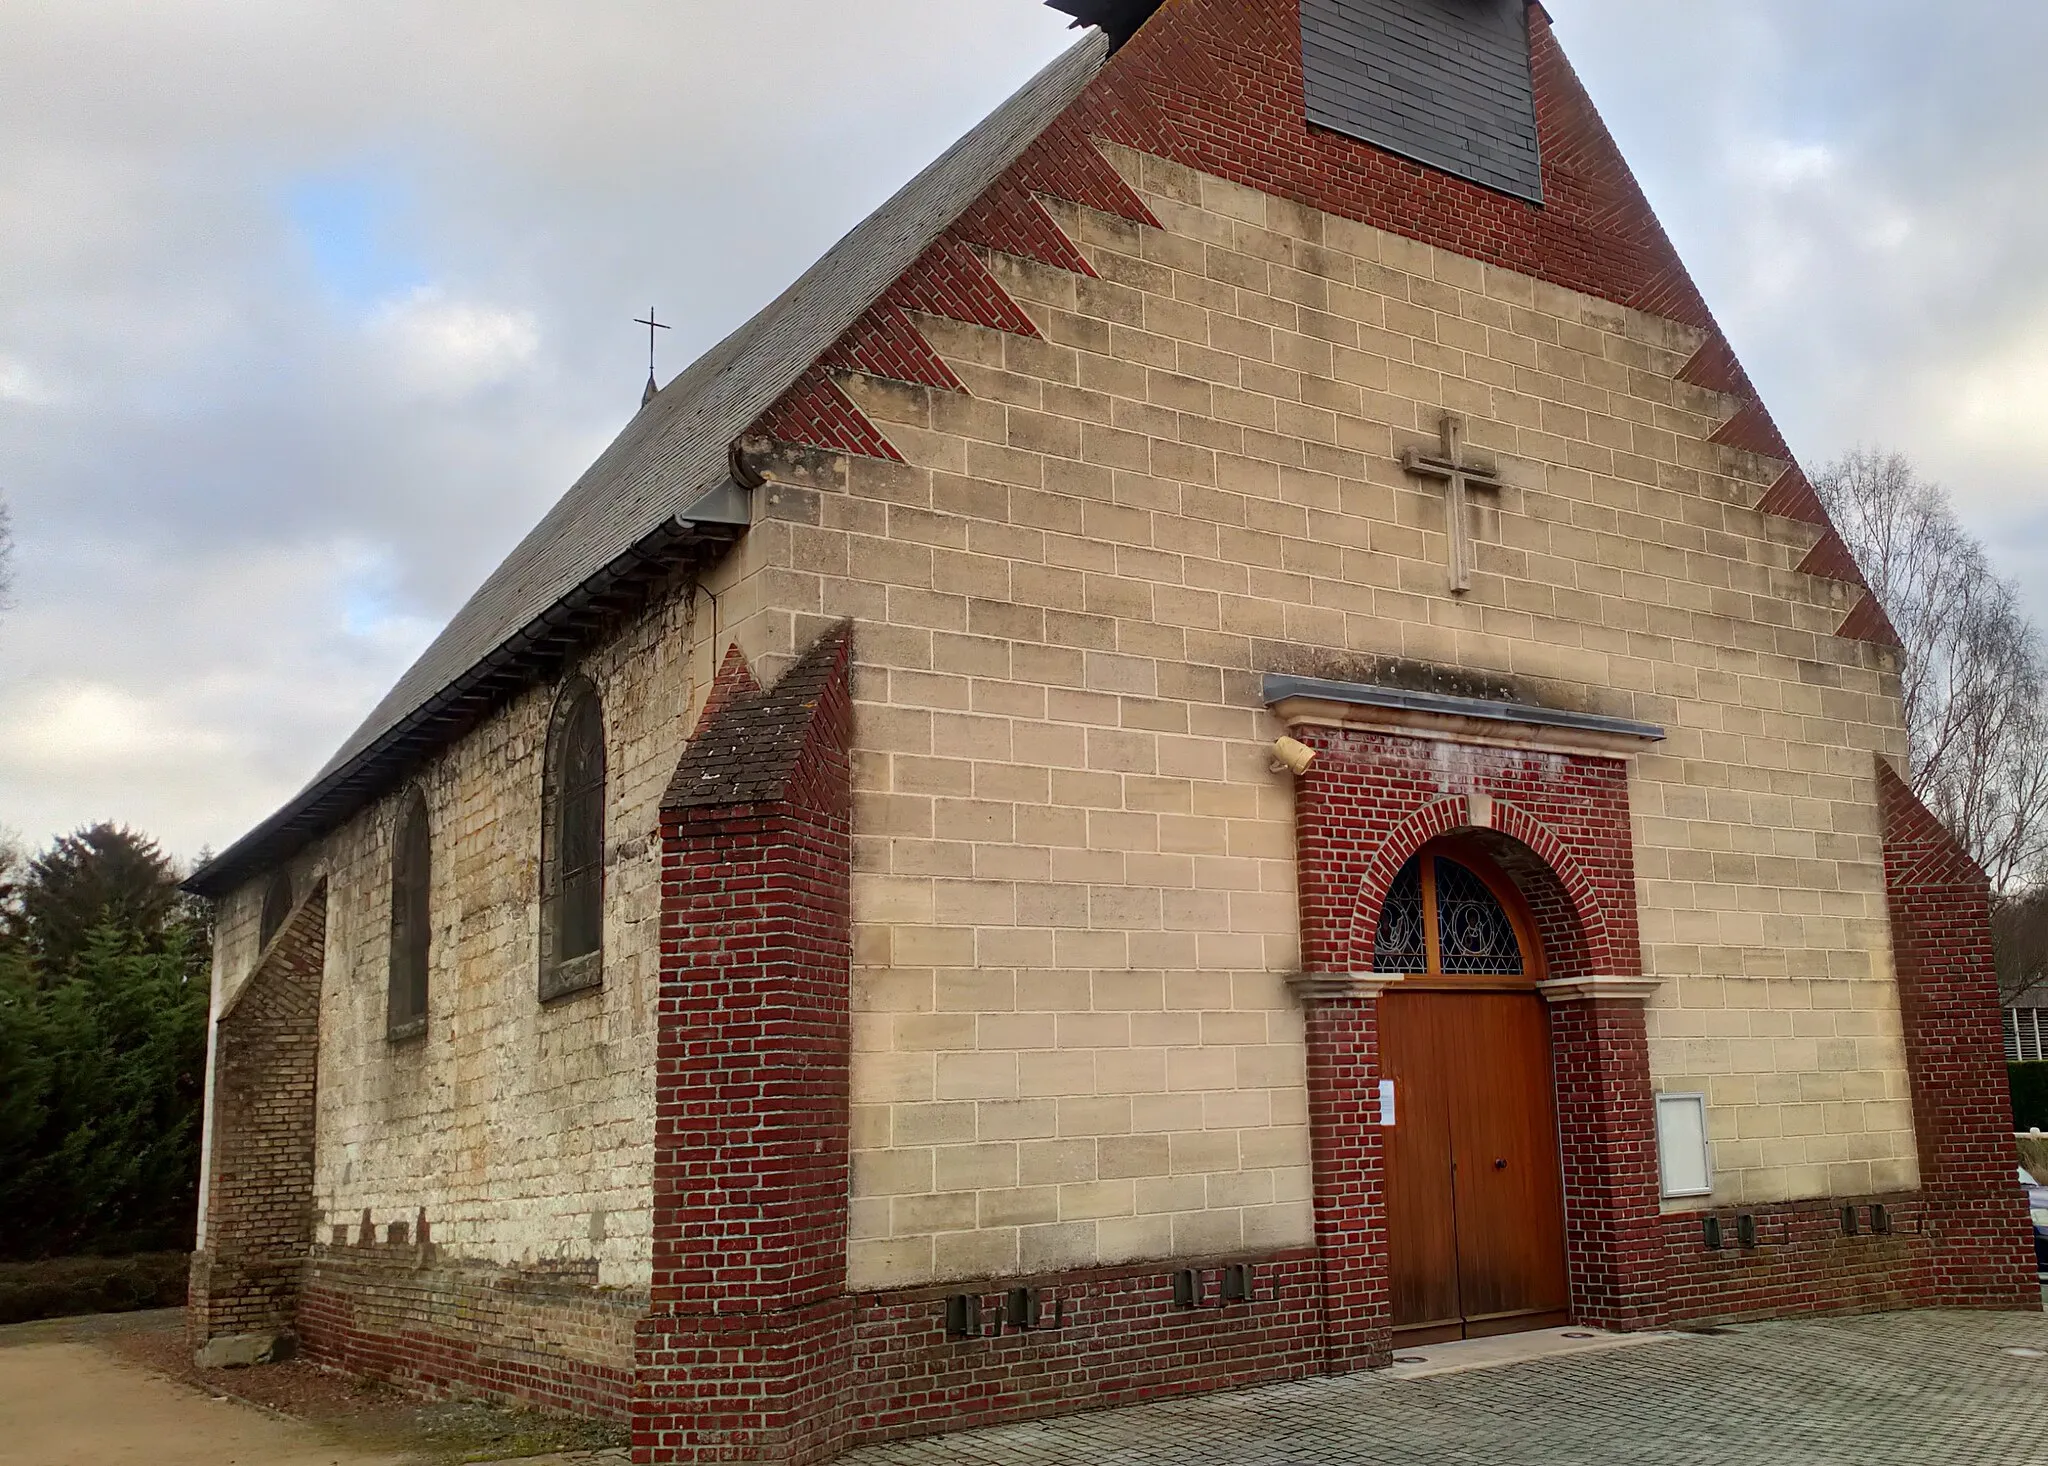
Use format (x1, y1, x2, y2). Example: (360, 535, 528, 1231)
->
(1264, 675, 1665, 760)
(1288, 972, 1406, 1003)
(1538, 975, 1663, 1004)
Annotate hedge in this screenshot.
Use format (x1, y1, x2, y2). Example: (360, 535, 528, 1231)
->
(0, 1252, 189, 1326)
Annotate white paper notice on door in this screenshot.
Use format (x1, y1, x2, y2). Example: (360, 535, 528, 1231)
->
(1378, 1078, 1397, 1127)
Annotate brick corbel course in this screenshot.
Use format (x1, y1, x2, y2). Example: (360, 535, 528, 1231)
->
(1877, 759, 2040, 1310)
(636, 622, 858, 1466)
(189, 881, 327, 1354)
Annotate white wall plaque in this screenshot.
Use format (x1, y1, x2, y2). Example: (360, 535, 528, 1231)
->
(1655, 1092, 1713, 1198)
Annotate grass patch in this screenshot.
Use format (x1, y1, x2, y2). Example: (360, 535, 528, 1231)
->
(0, 1253, 187, 1325)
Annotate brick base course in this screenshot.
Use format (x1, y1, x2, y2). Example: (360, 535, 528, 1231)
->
(1658, 1196, 1932, 1325)
(846, 1250, 1324, 1447)
(298, 1246, 639, 1422)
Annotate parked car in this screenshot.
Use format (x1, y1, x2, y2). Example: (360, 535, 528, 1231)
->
(2022, 1167, 2048, 1275)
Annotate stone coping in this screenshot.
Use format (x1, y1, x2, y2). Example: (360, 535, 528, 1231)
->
(1264, 675, 1666, 758)
(1537, 975, 1664, 1004)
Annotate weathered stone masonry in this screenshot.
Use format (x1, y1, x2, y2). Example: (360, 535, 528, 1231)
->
(190, 883, 326, 1351)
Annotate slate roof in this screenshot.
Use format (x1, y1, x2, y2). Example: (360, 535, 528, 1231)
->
(187, 32, 1111, 898)
(1302, 0, 1545, 203)
(663, 623, 853, 811)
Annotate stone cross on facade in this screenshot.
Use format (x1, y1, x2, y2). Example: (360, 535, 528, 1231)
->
(1402, 413, 1502, 595)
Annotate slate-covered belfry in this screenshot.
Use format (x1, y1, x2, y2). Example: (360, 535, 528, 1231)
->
(1303, 0, 1545, 201)
(185, 2, 2035, 1463)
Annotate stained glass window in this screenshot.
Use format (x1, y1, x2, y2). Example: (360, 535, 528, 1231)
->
(541, 677, 606, 1002)
(388, 790, 431, 1038)
(1374, 858, 1427, 974)
(1433, 857, 1523, 976)
(1372, 848, 1529, 978)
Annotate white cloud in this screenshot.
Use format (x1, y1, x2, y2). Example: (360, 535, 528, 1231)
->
(2, 681, 230, 770)
(367, 288, 540, 398)
(1938, 318, 2048, 459)
(1741, 138, 1837, 189)
(0, 355, 62, 406)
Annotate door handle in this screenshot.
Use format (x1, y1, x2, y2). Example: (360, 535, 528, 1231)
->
(1494, 1158, 1508, 1170)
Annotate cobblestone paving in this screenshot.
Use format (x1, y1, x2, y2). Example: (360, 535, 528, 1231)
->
(841, 1310, 2048, 1466)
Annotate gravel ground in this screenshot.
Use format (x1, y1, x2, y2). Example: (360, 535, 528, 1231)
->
(0, 1310, 626, 1466)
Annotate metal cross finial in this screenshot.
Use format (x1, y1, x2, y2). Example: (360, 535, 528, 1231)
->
(1401, 413, 1504, 595)
(634, 308, 671, 405)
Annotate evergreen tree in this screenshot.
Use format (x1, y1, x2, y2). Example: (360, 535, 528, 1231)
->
(0, 827, 211, 1261)
(7, 824, 181, 979)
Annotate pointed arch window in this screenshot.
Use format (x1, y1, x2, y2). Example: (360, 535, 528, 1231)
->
(1372, 844, 1534, 981)
(388, 789, 432, 1041)
(541, 677, 606, 1002)
(259, 871, 295, 952)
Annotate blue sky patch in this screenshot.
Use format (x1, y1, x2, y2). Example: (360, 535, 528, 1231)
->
(284, 171, 427, 309)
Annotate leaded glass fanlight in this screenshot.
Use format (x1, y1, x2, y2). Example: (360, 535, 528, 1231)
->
(1372, 846, 1531, 979)
(1433, 858, 1524, 975)
(1373, 859, 1428, 974)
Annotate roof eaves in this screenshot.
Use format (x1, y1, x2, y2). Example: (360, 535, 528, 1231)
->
(187, 33, 1109, 901)
(185, 504, 744, 898)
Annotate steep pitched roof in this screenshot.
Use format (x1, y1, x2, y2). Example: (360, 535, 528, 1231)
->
(188, 34, 1110, 898)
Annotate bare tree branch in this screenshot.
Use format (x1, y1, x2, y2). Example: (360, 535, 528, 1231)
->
(1815, 449, 2048, 907)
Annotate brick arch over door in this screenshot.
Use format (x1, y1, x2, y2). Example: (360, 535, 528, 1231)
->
(1289, 726, 1645, 982)
(1285, 722, 1667, 1350)
(1340, 796, 1611, 981)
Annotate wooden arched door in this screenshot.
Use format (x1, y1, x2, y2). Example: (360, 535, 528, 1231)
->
(1376, 838, 1571, 1346)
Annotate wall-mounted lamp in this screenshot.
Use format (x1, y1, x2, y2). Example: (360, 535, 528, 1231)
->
(1271, 737, 1318, 775)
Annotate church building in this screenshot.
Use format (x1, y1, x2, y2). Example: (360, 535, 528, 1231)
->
(185, 2, 2038, 1461)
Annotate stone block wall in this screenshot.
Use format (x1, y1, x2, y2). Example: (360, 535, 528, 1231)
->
(190, 884, 326, 1346)
(709, 125, 1921, 1282)
(209, 585, 714, 1292)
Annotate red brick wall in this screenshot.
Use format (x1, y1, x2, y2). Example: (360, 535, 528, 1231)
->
(1877, 761, 2039, 1310)
(1655, 1196, 1932, 1326)
(1549, 998, 1664, 1331)
(845, 1251, 1324, 1447)
(299, 1248, 638, 1421)
(1288, 728, 1641, 982)
(637, 627, 859, 1465)
(189, 883, 326, 1345)
(1302, 1002, 1391, 1372)
(1283, 721, 1666, 1335)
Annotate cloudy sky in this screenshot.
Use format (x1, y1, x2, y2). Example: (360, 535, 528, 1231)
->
(2, 0, 2044, 865)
